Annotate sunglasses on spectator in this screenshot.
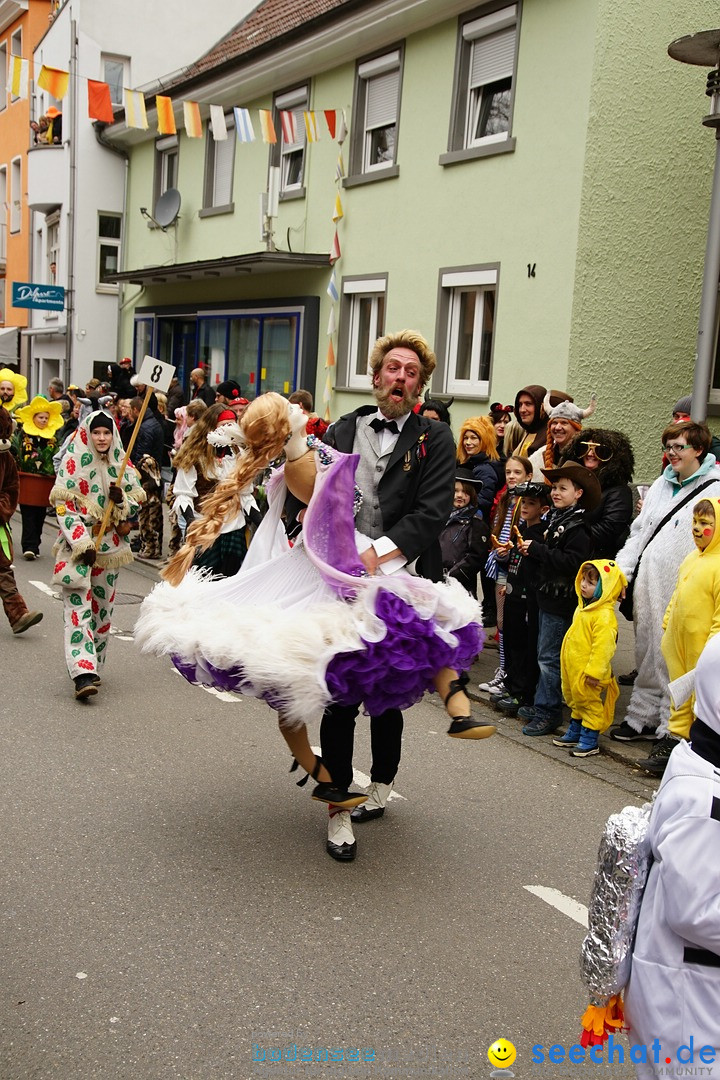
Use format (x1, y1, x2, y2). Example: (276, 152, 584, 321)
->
(579, 440, 613, 461)
(663, 442, 692, 454)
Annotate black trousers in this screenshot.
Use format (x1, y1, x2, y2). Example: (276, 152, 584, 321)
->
(503, 594, 540, 704)
(320, 704, 404, 791)
(20, 504, 46, 556)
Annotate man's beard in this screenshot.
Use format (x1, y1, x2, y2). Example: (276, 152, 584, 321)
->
(0, 392, 13, 403)
(374, 383, 420, 420)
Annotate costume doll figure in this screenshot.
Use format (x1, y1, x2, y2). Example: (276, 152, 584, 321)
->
(0, 406, 43, 635)
(12, 395, 64, 559)
(136, 394, 490, 797)
(49, 411, 145, 700)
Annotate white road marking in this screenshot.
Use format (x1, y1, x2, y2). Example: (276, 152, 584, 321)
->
(170, 669, 241, 703)
(523, 885, 588, 927)
(30, 580, 60, 599)
(311, 745, 407, 801)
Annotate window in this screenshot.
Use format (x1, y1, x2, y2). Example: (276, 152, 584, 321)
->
(0, 166, 6, 262)
(339, 276, 387, 389)
(202, 111, 235, 213)
(10, 28, 21, 102)
(437, 267, 498, 396)
(10, 157, 21, 233)
(154, 135, 178, 204)
(47, 211, 60, 284)
(348, 49, 402, 183)
(97, 213, 121, 289)
(0, 43, 6, 113)
(102, 56, 127, 107)
(710, 281, 720, 408)
(272, 86, 307, 197)
(442, 4, 519, 164)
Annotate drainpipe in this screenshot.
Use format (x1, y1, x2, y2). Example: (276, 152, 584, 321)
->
(65, 16, 78, 383)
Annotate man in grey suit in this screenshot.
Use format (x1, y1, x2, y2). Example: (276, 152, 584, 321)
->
(320, 329, 493, 861)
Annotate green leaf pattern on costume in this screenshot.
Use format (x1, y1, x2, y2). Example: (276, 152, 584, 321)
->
(71, 649, 81, 658)
(70, 630, 83, 644)
(69, 593, 83, 606)
(80, 452, 93, 467)
(108, 466, 118, 478)
(84, 642, 94, 655)
(95, 586, 106, 599)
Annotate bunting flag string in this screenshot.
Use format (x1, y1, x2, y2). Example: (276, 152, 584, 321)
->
(280, 110, 297, 145)
(124, 88, 148, 131)
(234, 107, 255, 143)
(335, 150, 345, 183)
(209, 104, 227, 141)
(332, 193, 343, 223)
(8, 56, 29, 99)
(183, 100, 203, 138)
(324, 109, 336, 140)
(258, 109, 277, 144)
(87, 79, 113, 123)
(156, 95, 177, 136)
(38, 64, 69, 100)
(303, 111, 320, 143)
(326, 270, 339, 303)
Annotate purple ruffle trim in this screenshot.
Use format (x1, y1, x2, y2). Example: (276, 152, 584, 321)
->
(172, 591, 482, 715)
(325, 591, 482, 714)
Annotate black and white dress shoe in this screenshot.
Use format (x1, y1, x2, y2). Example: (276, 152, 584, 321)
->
(350, 781, 393, 822)
(326, 810, 357, 862)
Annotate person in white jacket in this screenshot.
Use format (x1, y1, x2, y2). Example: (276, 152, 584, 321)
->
(613, 421, 720, 775)
(624, 632, 720, 1079)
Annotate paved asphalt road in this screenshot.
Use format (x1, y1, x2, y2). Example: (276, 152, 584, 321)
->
(1, 535, 656, 1080)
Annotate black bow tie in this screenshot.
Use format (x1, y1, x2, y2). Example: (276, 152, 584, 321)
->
(369, 417, 399, 435)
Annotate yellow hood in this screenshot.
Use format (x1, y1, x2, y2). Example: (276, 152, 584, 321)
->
(695, 496, 720, 557)
(574, 558, 627, 609)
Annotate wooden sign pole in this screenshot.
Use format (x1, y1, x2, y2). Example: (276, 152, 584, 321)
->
(94, 385, 153, 551)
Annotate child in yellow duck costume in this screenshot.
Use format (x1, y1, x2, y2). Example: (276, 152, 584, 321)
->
(662, 496, 720, 742)
(557, 558, 627, 757)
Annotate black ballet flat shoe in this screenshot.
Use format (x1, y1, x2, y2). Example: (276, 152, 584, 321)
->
(289, 755, 367, 810)
(447, 716, 496, 739)
(444, 673, 496, 739)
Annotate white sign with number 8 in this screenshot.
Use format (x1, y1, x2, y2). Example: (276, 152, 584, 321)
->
(137, 355, 176, 394)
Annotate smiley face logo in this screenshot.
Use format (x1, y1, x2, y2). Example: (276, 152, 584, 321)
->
(487, 1039, 517, 1070)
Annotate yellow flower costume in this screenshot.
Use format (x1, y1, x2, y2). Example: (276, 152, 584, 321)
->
(560, 559, 627, 732)
(662, 496, 720, 739)
(14, 395, 64, 438)
(0, 368, 28, 413)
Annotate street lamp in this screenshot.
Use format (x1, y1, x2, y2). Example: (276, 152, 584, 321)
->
(668, 29, 720, 421)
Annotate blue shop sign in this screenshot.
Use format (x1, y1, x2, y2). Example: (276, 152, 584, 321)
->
(12, 282, 65, 311)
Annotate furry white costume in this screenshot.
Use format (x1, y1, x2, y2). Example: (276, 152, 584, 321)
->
(624, 633, 720, 1078)
(616, 454, 720, 735)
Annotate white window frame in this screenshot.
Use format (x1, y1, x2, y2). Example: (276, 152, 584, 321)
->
(9, 27, 21, 103)
(358, 51, 401, 174)
(97, 211, 121, 292)
(442, 268, 497, 396)
(275, 86, 307, 195)
(0, 42, 7, 113)
(47, 210, 60, 284)
(102, 54, 127, 108)
(156, 135, 178, 198)
(0, 165, 6, 262)
(342, 277, 387, 390)
(463, 6, 516, 149)
(9, 156, 21, 234)
(204, 111, 236, 209)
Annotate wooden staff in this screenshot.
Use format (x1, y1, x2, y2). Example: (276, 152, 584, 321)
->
(94, 385, 153, 551)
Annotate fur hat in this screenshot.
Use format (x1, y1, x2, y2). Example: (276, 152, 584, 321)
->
(543, 391, 597, 425)
(540, 462, 602, 510)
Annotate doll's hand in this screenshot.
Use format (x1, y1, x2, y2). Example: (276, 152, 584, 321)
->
(80, 549, 97, 567)
(108, 484, 123, 504)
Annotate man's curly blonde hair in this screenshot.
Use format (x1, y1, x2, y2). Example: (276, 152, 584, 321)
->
(368, 330, 436, 389)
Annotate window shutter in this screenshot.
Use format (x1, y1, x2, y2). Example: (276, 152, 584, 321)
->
(365, 69, 399, 129)
(470, 26, 516, 88)
(213, 125, 235, 205)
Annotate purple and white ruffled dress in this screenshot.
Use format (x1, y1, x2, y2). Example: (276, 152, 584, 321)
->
(134, 442, 483, 726)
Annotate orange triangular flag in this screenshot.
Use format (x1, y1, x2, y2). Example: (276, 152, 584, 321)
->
(156, 95, 176, 136)
(324, 110, 336, 139)
(326, 339, 336, 368)
(38, 65, 69, 100)
(87, 80, 114, 123)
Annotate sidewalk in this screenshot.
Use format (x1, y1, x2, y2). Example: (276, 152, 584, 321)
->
(469, 616, 660, 798)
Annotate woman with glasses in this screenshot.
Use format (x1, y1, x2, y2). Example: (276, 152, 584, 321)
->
(609, 421, 720, 775)
(559, 428, 635, 559)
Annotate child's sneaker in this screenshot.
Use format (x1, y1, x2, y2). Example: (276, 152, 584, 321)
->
(496, 694, 522, 716)
(478, 667, 505, 694)
(517, 704, 537, 721)
(570, 726, 600, 757)
(552, 719, 582, 747)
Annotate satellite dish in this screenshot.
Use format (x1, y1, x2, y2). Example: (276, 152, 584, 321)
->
(153, 188, 181, 228)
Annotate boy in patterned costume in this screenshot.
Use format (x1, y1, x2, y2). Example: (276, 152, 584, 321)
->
(49, 411, 145, 699)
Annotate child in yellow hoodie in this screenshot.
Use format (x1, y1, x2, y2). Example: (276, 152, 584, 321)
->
(555, 559, 627, 757)
(661, 497, 720, 749)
